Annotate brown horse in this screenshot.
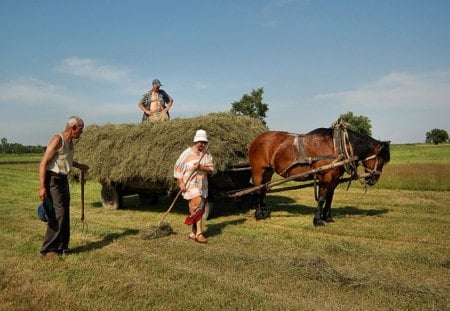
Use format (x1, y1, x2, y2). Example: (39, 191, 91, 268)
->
(248, 122, 390, 226)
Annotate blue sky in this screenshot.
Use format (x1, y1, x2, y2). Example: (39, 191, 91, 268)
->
(1, 0, 449, 145)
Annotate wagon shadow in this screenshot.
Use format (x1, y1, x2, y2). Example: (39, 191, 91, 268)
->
(91, 193, 388, 219)
(68, 228, 139, 254)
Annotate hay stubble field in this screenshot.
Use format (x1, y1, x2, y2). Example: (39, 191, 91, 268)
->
(0, 144, 449, 310)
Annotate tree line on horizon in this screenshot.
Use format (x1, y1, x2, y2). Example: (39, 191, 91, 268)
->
(0, 138, 45, 154)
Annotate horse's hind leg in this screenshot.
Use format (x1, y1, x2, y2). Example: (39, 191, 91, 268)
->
(253, 167, 273, 220)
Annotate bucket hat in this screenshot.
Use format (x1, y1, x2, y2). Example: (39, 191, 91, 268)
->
(193, 129, 208, 142)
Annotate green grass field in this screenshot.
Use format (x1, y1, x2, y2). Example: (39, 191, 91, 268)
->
(376, 144, 450, 191)
(0, 144, 449, 310)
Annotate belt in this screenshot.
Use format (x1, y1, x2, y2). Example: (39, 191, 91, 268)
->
(47, 171, 68, 178)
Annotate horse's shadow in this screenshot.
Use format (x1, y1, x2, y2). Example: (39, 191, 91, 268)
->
(267, 195, 389, 218)
(68, 228, 139, 254)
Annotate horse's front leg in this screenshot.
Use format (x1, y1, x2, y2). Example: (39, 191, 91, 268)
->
(322, 185, 336, 223)
(313, 185, 327, 226)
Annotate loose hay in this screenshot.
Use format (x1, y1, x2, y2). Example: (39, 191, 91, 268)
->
(74, 112, 267, 189)
(140, 221, 175, 240)
(291, 256, 362, 286)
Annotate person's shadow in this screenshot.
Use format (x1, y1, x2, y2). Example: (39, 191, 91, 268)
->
(68, 228, 139, 254)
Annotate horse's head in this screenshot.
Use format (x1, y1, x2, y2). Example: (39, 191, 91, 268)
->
(361, 140, 391, 185)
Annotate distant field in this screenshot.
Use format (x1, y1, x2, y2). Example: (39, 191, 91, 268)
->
(0, 153, 43, 163)
(390, 143, 450, 164)
(375, 143, 450, 191)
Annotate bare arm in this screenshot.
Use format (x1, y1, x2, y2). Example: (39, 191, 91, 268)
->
(198, 164, 214, 174)
(138, 102, 151, 116)
(177, 178, 186, 192)
(164, 98, 174, 112)
(38, 135, 61, 200)
(137, 94, 151, 116)
(73, 161, 89, 172)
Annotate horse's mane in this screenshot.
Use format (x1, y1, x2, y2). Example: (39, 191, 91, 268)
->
(307, 127, 332, 137)
(306, 127, 390, 163)
(346, 128, 391, 163)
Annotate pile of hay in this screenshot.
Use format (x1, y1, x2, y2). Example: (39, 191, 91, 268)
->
(140, 221, 176, 240)
(74, 112, 267, 189)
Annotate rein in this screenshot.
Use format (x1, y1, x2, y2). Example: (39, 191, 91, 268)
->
(333, 121, 358, 177)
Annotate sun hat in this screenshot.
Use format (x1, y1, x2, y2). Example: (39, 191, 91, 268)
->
(193, 129, 208, 142)
(152, 79, 162, 86)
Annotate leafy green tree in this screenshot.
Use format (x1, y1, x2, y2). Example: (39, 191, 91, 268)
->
(0, 138, 8, 153)
(230, 87, 269, 126)
(426, 128, 449, 144)
(339, 112, 372, 136)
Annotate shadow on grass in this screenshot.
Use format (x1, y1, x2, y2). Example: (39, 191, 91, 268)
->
(333, 206, 389, 217)
(68, 228, 139, 254)
(89, 192, 388, 220)
(267, 195, 389, 218)
(206, 218, 247, 238)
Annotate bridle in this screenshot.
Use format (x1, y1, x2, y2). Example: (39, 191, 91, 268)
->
(332, 120, 385, 185)
(358, 153, 383, 181)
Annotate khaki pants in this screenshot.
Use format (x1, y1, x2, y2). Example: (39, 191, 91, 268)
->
(148, 111, 169, 122)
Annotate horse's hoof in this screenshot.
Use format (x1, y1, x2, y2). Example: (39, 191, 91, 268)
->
(261, 212, 270, 219)
(313, 218, 325, 226)
(324, 217, 335, 223)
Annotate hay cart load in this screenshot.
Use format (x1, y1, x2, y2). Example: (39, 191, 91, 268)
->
(74, 113, 267, 209)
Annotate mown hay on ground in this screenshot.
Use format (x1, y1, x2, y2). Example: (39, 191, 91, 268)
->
(74, 112, 267, 189)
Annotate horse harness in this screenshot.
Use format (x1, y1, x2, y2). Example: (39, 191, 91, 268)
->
(279, 135, 335, 176)
(282, 120, 383, 185)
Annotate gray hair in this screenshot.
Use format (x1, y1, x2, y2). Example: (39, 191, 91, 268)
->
(67, 116, 83, 126)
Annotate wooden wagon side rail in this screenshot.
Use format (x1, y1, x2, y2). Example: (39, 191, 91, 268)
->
(227, 156, 359, 198)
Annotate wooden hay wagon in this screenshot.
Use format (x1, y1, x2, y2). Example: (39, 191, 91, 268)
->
(74, 113, 267, 209)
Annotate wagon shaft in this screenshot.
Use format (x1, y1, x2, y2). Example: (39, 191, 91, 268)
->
(228, 156, 358, 198)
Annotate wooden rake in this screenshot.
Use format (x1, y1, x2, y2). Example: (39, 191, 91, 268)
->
(158, 145, 210, 226)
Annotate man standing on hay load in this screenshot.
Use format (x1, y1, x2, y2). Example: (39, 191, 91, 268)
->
(138, 79, 173, 122)
(38, 116, 89, 259)
(174, 129, 215, 243)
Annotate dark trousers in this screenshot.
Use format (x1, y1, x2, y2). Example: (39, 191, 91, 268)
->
(40, 173, 70, 254)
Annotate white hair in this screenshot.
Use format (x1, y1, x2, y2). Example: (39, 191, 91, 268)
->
(67, 116, 83, 126)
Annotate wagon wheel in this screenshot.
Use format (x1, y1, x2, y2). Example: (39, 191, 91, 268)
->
(101, 184, 122, 209)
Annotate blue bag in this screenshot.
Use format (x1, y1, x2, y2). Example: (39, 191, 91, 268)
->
(37, 197, 53, 222)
